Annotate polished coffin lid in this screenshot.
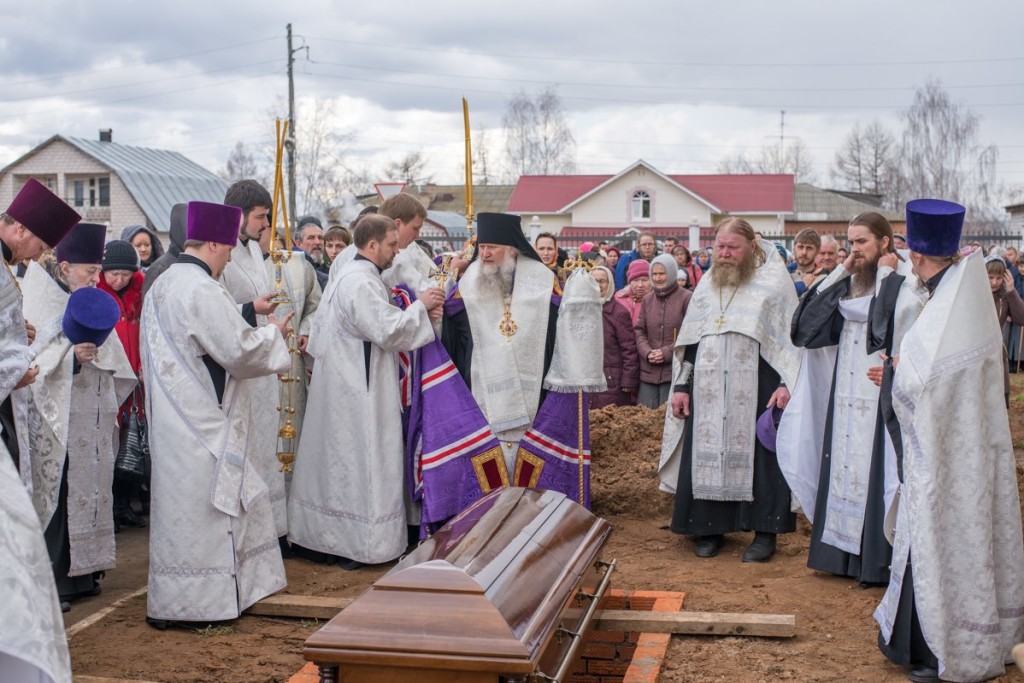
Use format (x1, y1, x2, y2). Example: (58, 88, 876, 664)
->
(303, 487, 612, 674)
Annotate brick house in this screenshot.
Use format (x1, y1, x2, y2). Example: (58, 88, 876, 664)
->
(0, 130, 227, 241)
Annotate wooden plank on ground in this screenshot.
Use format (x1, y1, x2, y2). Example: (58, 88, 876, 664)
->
(75, 677, 163, 683)
(244, 594, 354, 620)
(66, 586, 148, 639)
(592, 609, 795, 638)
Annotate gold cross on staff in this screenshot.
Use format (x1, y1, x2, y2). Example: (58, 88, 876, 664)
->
(430, 254, 454, 290)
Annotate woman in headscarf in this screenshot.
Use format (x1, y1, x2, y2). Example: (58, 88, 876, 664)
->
(98, 240, 148, 530)
(589, 265, 639, 408)
(120, 225, 165, 272)
(634, 254, 692, 408)
(614, 259, 651, 326)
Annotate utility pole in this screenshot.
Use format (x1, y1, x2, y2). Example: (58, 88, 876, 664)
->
(778, 111, 786, 160)
(286, 23, 297, 229)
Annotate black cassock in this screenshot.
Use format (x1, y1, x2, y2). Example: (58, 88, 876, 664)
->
(790, 275, 892, 585)
(670, 342, 796, 537)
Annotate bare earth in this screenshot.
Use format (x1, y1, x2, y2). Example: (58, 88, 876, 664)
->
(66, 378, 1024, 683)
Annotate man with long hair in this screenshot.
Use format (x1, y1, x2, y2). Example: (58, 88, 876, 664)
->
(664, 218, 800, 563)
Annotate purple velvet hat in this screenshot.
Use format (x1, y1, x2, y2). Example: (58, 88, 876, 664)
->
(54, 223, 107, 264)
(187, 201, 241, 246)
(756, 406, 784, 453)
(905, 199, 965, 257)
(62, 287, 120, 346)
(5, 178, 82, 248)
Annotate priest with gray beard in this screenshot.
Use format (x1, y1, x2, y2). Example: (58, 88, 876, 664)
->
(778, 212, 926, 586)
(441, 212, 559, 476)
(665, 218, 801, 563)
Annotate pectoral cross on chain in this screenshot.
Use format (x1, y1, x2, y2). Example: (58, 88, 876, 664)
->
(715, 312, 726, 331)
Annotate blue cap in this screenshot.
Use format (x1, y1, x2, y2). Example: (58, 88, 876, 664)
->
(62, 287, 120, 346)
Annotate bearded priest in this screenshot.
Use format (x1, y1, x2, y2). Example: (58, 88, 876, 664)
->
(666, 218, 801, 563)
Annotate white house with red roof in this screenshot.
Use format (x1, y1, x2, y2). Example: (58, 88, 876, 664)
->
(505, 160, 794, 248)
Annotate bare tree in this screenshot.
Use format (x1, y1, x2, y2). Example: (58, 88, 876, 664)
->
(831, 121, 898, 196)
(502, 87, 575, 179)
(474, 126, 492, 186)
(219, 141, 262, 184)
(384, 151, 433, 189)
(895, 80, 998, 217)
(717, 139, 816, 183)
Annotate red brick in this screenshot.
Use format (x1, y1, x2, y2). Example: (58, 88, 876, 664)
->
(589, 629, 628, 643)
(581, 642, 618, 659)
(599, 594, 629, 610)
(630, 596, 657, 610)
(588, 660, 631, 676)
(617, 643, 637, 660)
(625, 631, 640, 643)
(567, 674, 597, 683)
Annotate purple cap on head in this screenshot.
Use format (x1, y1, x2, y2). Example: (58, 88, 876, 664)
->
(905, 199, 965, 257)
(755, 406, 784, 453)
(62, 287, 120, 346)
(627, 259, 650, 282)
(54, 223, 106, 264)
(186, 201, 241, 246)
(5, 178, 82, 248)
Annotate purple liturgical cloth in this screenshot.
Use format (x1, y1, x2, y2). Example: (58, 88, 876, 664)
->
(396, 287, 508, 528)
(513, 391, 591, 508)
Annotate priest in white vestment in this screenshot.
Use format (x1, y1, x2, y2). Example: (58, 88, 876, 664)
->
(778, 213, 926, 585)
(142, 201, 293, 626)
(874, 199, 1024, 683)
(0, 178, 78, 683)
(22, 224, 136, 605)
(665, 218, 801, 563)
(220, 180, 289, 538)
(289, 214, 442, 568)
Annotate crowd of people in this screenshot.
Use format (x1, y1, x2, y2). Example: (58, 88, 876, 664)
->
(2, 175, 1023, 683)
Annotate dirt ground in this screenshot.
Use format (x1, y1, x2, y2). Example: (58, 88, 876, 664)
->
(67, 378, 1024, 683)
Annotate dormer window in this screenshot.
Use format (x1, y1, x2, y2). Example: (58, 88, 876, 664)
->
(632, 190, 651, 220)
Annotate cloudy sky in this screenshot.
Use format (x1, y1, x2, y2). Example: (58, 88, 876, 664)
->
(2, 0, 1023, 201)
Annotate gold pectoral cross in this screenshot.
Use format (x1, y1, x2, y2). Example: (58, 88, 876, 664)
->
(715, 313, 726, 331)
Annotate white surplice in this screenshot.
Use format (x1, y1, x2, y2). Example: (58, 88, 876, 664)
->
(0, 259, 72, 683)
(220, 239, 287, 536)
(289, 257, 435, 564)
(874, 251, 1024, 682)
(20, 263, 135, 576)
(142, 260, 291, 621)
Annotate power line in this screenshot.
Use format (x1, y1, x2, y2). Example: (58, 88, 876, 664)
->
(304, 36, 1024, 69)
(4, 60, 280, 104)
(0, 71, 281, 121)
(308, 58, 1024, 94)
(303, 68, 1024, 111)
(0, 35, 281, 89)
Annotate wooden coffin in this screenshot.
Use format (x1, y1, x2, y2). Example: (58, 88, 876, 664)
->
(303, 487, 613, 683)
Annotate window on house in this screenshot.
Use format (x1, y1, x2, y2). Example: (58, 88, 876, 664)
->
(98, 177, 110, 207)
(632, 190, 651, 220)
(73, 180, 84, 207)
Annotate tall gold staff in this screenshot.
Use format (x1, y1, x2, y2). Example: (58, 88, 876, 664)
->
(460, 98, 476, 260)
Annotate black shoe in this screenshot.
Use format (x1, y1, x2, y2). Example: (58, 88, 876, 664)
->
(278, 536, 295, 559)
(116, 507, 147, 529)
(693, 534, 725, 558)
(907, 665, 940, 682)
(742, 532, 776, 563)
(60, 601, 71, 613)
(146, 616, 170, 630)
(336, 557, 365, 571)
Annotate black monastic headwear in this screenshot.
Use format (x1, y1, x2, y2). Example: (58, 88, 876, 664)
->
(475, 212, 541, 261)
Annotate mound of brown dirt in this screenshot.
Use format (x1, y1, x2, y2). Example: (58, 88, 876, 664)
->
(589, 404, 675, 520)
